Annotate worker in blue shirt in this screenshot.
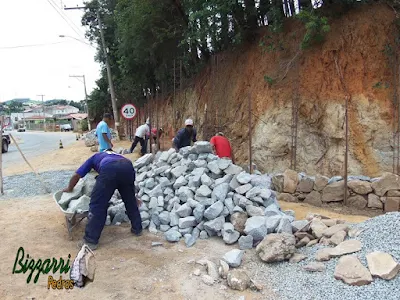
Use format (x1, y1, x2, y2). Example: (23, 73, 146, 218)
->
(96, 113, 113, 152)
(63, 150, 142, 250)
(173, 119, 197, 151)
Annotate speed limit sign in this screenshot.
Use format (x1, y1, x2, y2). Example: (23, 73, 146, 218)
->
(121, 103, 137, 120)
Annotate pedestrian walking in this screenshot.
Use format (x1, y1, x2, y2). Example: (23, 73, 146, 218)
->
(95, 113, 113, 152)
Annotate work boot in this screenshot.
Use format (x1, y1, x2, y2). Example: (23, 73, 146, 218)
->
(77, 239, 98, 250)
(131, 228, 143, 236)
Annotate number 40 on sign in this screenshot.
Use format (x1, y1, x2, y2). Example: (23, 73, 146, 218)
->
(121, 104, 138, 120)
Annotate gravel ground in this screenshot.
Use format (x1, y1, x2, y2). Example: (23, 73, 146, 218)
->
(1, 170, 97, 199)
(250, 212, 400, 300)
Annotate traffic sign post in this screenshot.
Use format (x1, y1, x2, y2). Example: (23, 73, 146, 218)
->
(121, 104, 138, 120)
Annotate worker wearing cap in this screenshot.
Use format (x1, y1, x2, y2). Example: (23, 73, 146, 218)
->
(210, 132, 235, 164)
(129, 119, 150, 155)
(63, 149, 143, 250)
(96, 113, 113, 152)
(173, 119, 197, 151)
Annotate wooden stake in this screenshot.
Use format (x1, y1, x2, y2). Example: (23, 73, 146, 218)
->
(9, 133, 50, 193)
(248, 92, 253, 174)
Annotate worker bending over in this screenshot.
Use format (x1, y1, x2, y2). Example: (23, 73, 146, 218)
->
(210, 132, 235, 163)
(130, 120, 150, 155)
(173, 119, 197, 151)
(63, 150, 142, 250)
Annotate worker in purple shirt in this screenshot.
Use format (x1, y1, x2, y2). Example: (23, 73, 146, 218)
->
(63, 150, 142, 250)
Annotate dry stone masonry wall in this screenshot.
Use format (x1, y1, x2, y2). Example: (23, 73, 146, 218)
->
(272, 169, 400, 213)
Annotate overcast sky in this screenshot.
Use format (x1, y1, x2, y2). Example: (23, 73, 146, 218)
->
(0, 0, 100, 103)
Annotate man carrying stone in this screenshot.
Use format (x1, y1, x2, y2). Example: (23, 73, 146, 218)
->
(130, 119, 150, 155)
(95, 113, 113, 152)
(172, 119, 197, 151)
(63, 150, 143, 250)
(210, 132, 235, 164)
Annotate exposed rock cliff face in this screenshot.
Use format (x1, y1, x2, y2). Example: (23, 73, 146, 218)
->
(126, 4, 398, 177)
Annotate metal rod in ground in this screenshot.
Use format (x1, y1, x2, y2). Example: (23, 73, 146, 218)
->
(248, 92, 253, 174)
(344, 94, 349, 205)
(0, 116, 3, 194)
(9, 133, 50, 193)
(397, 63, 400, 174)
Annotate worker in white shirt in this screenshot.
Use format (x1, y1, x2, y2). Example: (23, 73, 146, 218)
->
(129, 119, 150, 155)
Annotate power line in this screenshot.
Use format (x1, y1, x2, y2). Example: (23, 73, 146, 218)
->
(46, 0, 86, 40)
(0, 41, 66, 50)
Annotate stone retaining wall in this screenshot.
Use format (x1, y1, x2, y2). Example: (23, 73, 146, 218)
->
(271, 170, 400, 213)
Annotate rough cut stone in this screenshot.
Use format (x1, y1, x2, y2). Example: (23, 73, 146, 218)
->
(239, 235, 253, 250)
(304, 191, 322, 207)
(223, 249, 245, 267)
(204, 216, 225, 236)
(296, 177, 314, 193)
(291, 220, 310, 232)
(283, 169, 299, 193)
(322, 224, 349, 237)
(348, 195, 367, 209)
(276, 217, 293, 234)
(256, 233, 296, 262)
(204, 201, 224, 220)
(367, 194, 383, 209)
(289, 253, 307, 263)
(200, 173, 213, 187)
(235, 184, 253, 195)
(330, 230, 347, 245)
(322, 181, 349, 202)
(387, 190, 400, 197)
(212, 183, 230, 202)
(371, 172, 400, 196)
(230, 212, 248, 234)
(366, 251, 400, 280)
(176, 203, 193, 218)
(271, 174, 284, 192)
(334, 255, 373, 286)
(165, 229, 182, 242)
(196, 185, 212, 198)
(227, 270, 250, 291)
(385, 197, 400, 212)
(219, 260, 230, 279)
(244, 216, 268, 241)
(265, 215, 282, 233)
(310, 219, 328, 239)
(218, 159, 232, 170)
(208, 160, 222, 175)
(236, 172, 252, 184)
(224, 164, 243, 175)
(277, 193, 297, 203)
(223, 230, 240, 245)
(245, 205, 264, 217)
(348, 180, 373, 195)
(215, 174, 233, 186)
(178, 216, 197, 229)
(245, 186, 261, 199)
(303, 262, 326, 272)
(314, 175, 329, 191)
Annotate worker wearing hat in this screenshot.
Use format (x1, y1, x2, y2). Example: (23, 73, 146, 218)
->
(63, 149, 143, 250)
(173, 119, 197, 151)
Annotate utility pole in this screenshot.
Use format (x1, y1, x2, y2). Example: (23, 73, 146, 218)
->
(64, 5, 119, 139)
(69, 75, 91, 130)
(37, 94, 46, 131)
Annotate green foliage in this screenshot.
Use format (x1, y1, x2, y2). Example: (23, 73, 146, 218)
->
(297, 10, 330, 49)
(264, 75, 276, 86)
(5, 101, 24, 114)
(372, 81, 390, 89)
(81, 119, 89, 131)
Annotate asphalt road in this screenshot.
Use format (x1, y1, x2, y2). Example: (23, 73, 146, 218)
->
(2, 130, 77, 165)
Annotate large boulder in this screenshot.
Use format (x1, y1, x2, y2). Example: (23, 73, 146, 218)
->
(256, 233, 296, 262)
(371, 172, 400, 196)
(314, 175, 329, 191)
(348, 195, 367, 209)
(322, 181, 349, 202)
(283, 169, 299, 193)
(227, 270, 250, 291)
(304, 191, 322, 206)
(296, 177, 314, 193)
(348, 180, 373, 195)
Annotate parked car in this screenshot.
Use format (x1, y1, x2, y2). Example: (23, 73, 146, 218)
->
(17, 124, 26, 132)
(60, 124, 73, 132)
(2, 132, 10, 153)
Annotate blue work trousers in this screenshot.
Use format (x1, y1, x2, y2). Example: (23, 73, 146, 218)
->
(84, 159, 142, 244)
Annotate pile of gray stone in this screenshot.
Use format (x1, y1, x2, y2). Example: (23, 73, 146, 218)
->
(83, 128, 118, 147)
(132, 141, 296, 248)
